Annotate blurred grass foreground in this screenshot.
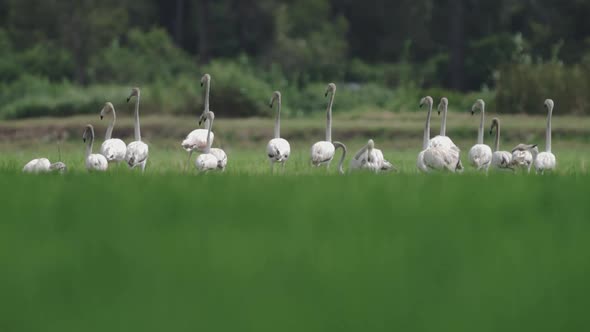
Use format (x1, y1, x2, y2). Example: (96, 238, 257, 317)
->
(1, 173, 590, 331)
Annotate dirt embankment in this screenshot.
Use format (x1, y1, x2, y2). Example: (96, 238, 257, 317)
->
(1, 114, 589, 145)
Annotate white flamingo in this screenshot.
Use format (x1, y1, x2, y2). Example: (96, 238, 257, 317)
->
(310, 83, 347, 174)
(196, 111, 221, 172)
(266, 91, 291, 172)
(83, 124, 108, 171)
(99, 102, 126, 163)
(511, 144, 538, 172)
(416, 96, 434, 172)
(125, 87, 149, 172)
(489, 118, 513, 170)
(182, 74, 215, 167)
(23, 158, 66, 173)
(468, 99, 492, 171)
(417, 96, 462, 172)
(198, 112, 227, 170)
(429, 97, 463, 171)
(350, 139, 395, 172)
(534, 99, 557, 173)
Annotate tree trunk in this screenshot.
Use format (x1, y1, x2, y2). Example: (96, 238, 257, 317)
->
(197, 0, 210, 64)
(174, 0, 185, 46)
(449, 0, 465, 90)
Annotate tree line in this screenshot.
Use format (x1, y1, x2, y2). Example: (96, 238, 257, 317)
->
(1, 0, 589, 90)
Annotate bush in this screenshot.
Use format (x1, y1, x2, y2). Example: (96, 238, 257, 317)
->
(495, 63, 590, 115)
(89, 28, 198, 84)
(0, 77, 127, 119)
(202, 59, 274, 117)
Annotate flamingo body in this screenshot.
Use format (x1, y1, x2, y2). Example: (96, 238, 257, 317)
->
(182, 129, 214, 152)
(267, 138, 291, 164)
(491, 151, 513, 170)
(468, 144, 493, 170)
(210, 148, 227, 170)
(534, 152, 556, 173)
(86, 154, 108, 171)
(311, 141, 335, 166)
(196, 153, 219, 171)
(23, 158, 51, 173)
(100, 139, 127, 162)
(126, 141, 149, 170)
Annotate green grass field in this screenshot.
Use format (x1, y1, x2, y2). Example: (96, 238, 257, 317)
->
(1, 115, 590, 331)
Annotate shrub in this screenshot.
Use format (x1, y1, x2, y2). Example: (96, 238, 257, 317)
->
(495, 63, 590, 115)
(89, 28, 197, 84)
(202, 59, 274, 117)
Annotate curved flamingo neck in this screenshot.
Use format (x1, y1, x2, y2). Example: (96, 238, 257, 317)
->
(355, 143, 370, 160)
(105, 109, 116, 140)
(86, 128, 94, 158)
(333, 141, 347, 174)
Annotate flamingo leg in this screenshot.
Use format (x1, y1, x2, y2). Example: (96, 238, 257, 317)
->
(186, 150, 193, 172)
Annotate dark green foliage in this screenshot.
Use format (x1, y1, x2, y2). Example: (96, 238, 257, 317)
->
(496, 62, 590, 115)
(1, 0, 590, 117)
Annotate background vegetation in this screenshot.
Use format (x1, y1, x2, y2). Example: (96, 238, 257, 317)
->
(1, 1, 590, 119)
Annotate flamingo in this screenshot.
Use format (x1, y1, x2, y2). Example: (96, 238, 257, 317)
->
(417, 96, 462, 172)
(534, 99, 557, 173)
(99, 102, 127, 163)
(125, 87, 149, 172)
(310, 83, 347, 174)
(350, 139, 395, 172)
(182, 74, 215, 168)
(429, 97, 463, 171)
(489, 118, 513, 170)
(83, 124, 108, 171)
(511, 144, 538, 172)
(196, 111, 221, 172)
(266, 91, 291, 172)
(23, 159, 67, 173)
(468, 99, 492, 171)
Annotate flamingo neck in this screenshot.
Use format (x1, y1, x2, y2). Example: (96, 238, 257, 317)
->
(477, 107, 485, 145)
(202, 80, 211, 128)
(546, 109, 552, 153)
(494, 123, 500, 152)
(86, 128, 94, 158)
(440, 104, 448, 136)
(326, 92, 335, 142)
(423, 103, 432, 150)
(134, 94, 141, 142)
(204, 79, 210, 111)
(354, 143, 370, 160)
(333, 141, 347, 174)
(204, 115, 213, 154)
(274, 97, 282, 139)
(105, 110, 116, 140)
